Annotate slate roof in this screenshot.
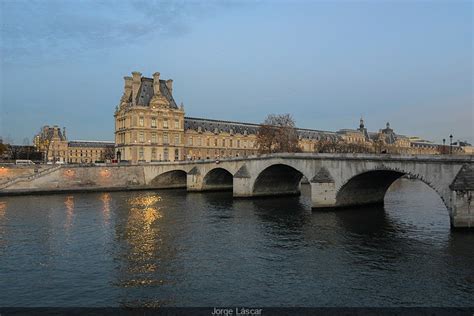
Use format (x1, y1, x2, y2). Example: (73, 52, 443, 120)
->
(450, 164, 474, 191)
(68, 141, 115, 148)
(40, 127, 66, 142)
(131, 77, 178, 109)
(184, 117, 339, 140)
(410, 141, 438, 148)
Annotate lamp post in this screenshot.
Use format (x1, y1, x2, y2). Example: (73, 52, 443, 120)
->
(449, 134, 453, 155)
(442, 139, 446, 154)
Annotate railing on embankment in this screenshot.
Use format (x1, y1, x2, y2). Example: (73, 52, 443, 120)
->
(0, 165, 62, 190)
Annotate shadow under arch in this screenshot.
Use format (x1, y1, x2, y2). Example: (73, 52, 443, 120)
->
(202, 167, 233, 191)
(149, 170, 187, 189)
(335, 169, 448, 212)
(253, 164, 304, 197)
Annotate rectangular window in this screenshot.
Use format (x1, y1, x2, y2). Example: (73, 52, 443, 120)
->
(174, 134, 179, 145)
(151, 117, 157, 128)
(151, 133, 157, 143)
(174, 119, 179, 129)
(139, 131, 144, 142)
(139, 147, 144, 160)
(237, 140, 240, 148)
(163, 118, 168, 128)
(163, 133, 169, 144)
(151, 148, 157, 160)
(214, 138, 218, 147)
(188, 137, 193, 146)
(229, 139, 233, 147)
(207, 138, 210, 147)
(198, 137, 202, 146)
(174, 149, 179, 161)
(139, 117, 144, 127)
(164, 148, 169, 161)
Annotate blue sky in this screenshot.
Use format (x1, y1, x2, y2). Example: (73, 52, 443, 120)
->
(0, 0, 472, 144)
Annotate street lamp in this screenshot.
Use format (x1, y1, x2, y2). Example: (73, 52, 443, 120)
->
(442, 139, 446, 155)
(449, 134, 453, 154)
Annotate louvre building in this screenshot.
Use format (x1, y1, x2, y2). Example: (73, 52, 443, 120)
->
(113, 71, 452, 163)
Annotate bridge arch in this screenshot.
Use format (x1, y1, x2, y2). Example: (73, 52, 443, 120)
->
(202, 167, 233, 191)
(149, 170, 187, 189)
(335, 168, 448, 210)
(253, 163, 305, 197)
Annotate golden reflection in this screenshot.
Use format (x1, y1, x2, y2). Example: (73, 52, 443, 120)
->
(120, 194, 164, 286)
(0, 201, 6, 218)
(0, 167, 9, 177)
(101, 193, 111, 224)
(64, 169, 75, 178)
(64, 196, 74, 229)
(100, 169, 111, 178)
(0, 201, 6, 248)
(128, 195, 162, 228)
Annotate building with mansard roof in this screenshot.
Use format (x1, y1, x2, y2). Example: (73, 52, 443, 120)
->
(114, 71, 353, 162)
(113, 71, 464, 163)
(34, 126, 114, 163)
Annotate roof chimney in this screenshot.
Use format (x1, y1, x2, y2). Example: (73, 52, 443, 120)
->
(153, 72, 161, 95)
(165, 79, 173, 95)
(124, 76, 132, 96)
(131, 71, 142, 105)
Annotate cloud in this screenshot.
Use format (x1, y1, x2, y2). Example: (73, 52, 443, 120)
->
(0, 0, 238, 64)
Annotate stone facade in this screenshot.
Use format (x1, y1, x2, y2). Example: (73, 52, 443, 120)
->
(34, 126, 114, 163)
(114, 72, 349, 163)
(114, 71, 474, 163)
(67, 141, 115, 164)
(114, 71, 185, 162)
(33, 125, 68, 163)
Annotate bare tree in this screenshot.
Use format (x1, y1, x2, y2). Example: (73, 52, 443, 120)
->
(101, 146, 115, 161)
(0, 142, 7, 159)
(314, 137, 374, 154)
(256, 114, 301, 154)
(373, 133, 387, 154)
(314, 137, 341, 153)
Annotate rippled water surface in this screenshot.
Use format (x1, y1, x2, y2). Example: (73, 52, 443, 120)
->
(0, 179, 473, 307)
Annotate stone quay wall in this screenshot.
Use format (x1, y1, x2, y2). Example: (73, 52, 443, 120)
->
(0, 165, 148, 195)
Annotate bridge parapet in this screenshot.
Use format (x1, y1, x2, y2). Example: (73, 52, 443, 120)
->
(1, 154, 472, 229)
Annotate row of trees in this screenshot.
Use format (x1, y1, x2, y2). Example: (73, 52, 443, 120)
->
(255, 113, 376, 154)
(254, 113, 423, 155)
(256, 114, 301, 154)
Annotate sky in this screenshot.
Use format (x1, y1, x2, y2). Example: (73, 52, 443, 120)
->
(0, 0, 472, 145)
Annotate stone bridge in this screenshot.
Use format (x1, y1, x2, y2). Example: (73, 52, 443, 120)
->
(1, 153, 472, 228)
(141, 153, 473, 228)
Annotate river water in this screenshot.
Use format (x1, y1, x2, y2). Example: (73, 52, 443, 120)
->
(0, 178, 473, 307)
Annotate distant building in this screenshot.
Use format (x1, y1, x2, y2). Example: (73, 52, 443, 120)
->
(33, 126, 114, 163)
(67, 140, 115, 163)
(33, 125, 68, 162)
